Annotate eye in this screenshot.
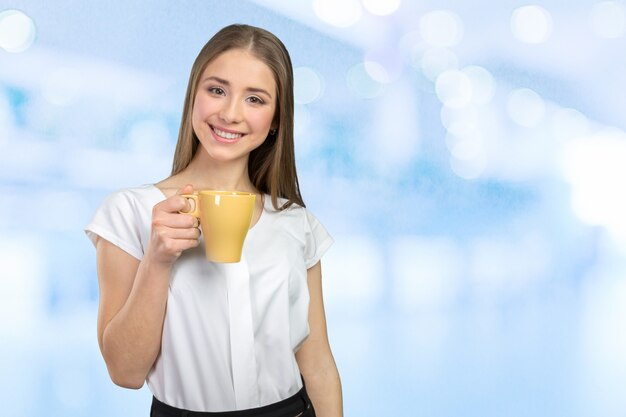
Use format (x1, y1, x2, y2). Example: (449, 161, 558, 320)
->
(208, 86, 225, 95)
(247, 96, 265, 105)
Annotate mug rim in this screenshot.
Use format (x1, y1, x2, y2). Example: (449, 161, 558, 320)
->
(196, 190, 255, 196)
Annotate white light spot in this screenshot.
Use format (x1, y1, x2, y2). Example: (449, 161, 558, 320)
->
(294, 66, 324, 104)
(363, 60, 390, 84)
(417, 47, 459, 81)
(364, 47, 403, 84)
(419, 10, 464, 48)
(446, 133, 487, 180)
(446, 134, 484, 161)
(0, 9, 36, 53)
(313, 0, 362, 28)
(441, 105, 479, 136)
(561, 130, 626, 240)
(590, 1, 626, 39)
(450, 156, 485, 180)
(462, 65, 496, 104)
(507, 88, 545, 127)
(346, 62, 384, 99)
(453, 154, 485, 179)
(435, 70, 472, 108)
(361, 0, 402, 16)
(511, 5, 553, 44)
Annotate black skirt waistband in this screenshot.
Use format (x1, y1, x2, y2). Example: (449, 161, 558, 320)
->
(150, 386, 313, 417)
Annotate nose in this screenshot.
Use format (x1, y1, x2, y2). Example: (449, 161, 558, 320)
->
(218, 97, 242, 124)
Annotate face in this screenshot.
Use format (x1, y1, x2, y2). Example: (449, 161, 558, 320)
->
(191, 48, 277, 164)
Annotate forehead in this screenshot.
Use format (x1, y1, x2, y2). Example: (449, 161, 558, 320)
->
(201, 49, 276, 90)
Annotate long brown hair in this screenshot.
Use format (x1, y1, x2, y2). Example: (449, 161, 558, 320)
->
(171, 24, 304, 210)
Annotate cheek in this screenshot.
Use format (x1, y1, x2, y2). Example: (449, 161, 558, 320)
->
(248, 108, 276, 131)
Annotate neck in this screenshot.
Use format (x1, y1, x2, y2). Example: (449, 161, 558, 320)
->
(181, 149, 257, 193)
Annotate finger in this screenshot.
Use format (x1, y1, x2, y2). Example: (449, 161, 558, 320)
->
(168, 227, 201, 240)
(176, 184, 196, 212)
(154, 225, 201, 242)
(156, 194, 195, 214)
(176, 184, 194, 196)
(153, 212, 199, 229)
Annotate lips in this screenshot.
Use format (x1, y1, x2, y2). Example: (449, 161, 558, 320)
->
(210, 125, 245, 143)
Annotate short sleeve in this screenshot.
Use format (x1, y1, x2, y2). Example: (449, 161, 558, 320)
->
(85, 189, 145, 260)
(303, 209, 334, 269)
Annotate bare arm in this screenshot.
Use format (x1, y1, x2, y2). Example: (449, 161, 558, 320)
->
(96, 185, 199, 388)
(296, 261, 343, 417)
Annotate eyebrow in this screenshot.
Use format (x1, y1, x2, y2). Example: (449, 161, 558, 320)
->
(202, 76, 273, 99)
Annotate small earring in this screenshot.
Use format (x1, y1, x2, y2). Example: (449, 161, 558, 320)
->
(269, 128, 277, 136)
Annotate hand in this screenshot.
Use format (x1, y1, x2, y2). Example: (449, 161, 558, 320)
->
(145, 184, 201, 267)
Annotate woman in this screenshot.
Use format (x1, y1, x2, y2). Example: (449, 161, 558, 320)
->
(86, 24, 343, 416)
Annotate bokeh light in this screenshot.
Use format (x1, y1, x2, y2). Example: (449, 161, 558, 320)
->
(561, 130, 626, 240)
(447, 131, 483, 160)
(511, 5, 553, 44)
(417, 47, 459, 81)
(590, 1, 626, 39)
(0, 9, 36, 53)
(346, 62, 384, 98)
(441, 105, 479, 136)
(507, 88, 546, 127)
(313, 0, 362, 28)
(361, 0, 402, 16)
(435, 70, 472, 108)
(449, 150, 485, 180)
(294, 66, 324, 104)
(462, 66, 496, 105)
(419, 10, 464, 48)
(364, 47, 403, 83)
(363, 60, 390, 84)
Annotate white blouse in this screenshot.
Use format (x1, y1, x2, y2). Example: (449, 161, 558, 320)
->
(85, 185, 333, 412)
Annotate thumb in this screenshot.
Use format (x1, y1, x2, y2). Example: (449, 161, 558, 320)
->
(177, 184, 194, 195)
(177, 184, 195, 213)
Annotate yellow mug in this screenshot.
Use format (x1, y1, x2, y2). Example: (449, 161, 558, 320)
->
(182, 190, 256, 263)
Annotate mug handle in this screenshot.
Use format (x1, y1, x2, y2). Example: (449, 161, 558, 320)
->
(180, 193, 200, 218)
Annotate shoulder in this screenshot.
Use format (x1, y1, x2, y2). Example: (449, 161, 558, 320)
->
(266, 196, 306, 221)
(266, 197, 330, 237)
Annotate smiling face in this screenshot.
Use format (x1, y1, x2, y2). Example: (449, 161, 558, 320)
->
(191, 48, 278, 164)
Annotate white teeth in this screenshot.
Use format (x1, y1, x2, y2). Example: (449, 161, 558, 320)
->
(212, 127, 243, 139)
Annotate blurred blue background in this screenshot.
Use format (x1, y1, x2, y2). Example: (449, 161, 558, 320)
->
(2, 0, 626, 416)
